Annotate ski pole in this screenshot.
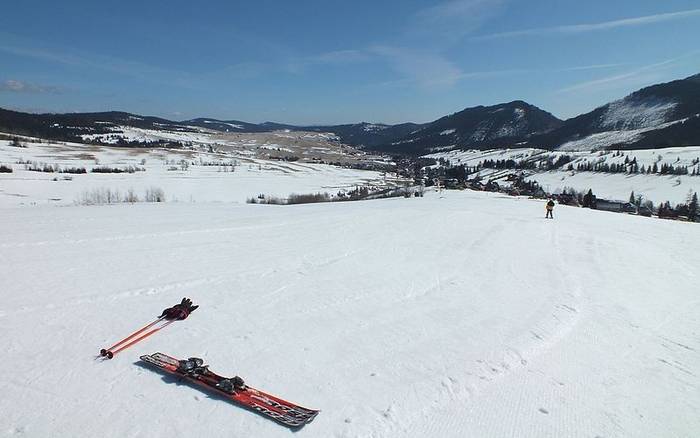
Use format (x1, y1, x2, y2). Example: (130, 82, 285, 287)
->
(100, 316, 165, 357)
(105, 319, 175, 359)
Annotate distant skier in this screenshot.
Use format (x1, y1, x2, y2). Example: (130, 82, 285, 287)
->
(545, 199, 555, 219)
(160, 297, 199, 320)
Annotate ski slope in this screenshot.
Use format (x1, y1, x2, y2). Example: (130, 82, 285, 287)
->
(1, 191, 698, 438)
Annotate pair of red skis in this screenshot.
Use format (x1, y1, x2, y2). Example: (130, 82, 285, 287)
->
(140, 353, 319, 428)
(99, 299, 320, 427)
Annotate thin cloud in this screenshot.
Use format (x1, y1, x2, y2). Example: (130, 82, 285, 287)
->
(312, 50, 369, 64)
(0, 38, 196, 88)
(456, 63, 625, 80)
(414, 0, 506, 41)
(556, 63, 627, 72)
(557, 51, 700, 94)
(558, 71, 652, 94)
(285, 49, 370, 74)
(369, 61, 625, 90)
(369, 45, 463, 89)
(0, 79, 62, 94)
(474, 8, 700, 40)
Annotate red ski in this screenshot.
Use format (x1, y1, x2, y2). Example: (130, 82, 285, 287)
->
(139, 352, 319, 428)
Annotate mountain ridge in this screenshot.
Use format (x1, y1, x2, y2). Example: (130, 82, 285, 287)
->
(2, 72, 700, 153)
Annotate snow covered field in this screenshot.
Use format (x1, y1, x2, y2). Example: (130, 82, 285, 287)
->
(531, 171, 698, 204)
(0, 139, 389, 207)
(1, 191, 698, 438)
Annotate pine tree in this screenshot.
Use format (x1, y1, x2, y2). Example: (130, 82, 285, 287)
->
(583, 189, 596, 208)
(629, 191, 635, 204)
(689, 192, 698, 222)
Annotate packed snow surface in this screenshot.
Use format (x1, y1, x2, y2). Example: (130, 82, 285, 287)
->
(1, 191, 698, 438)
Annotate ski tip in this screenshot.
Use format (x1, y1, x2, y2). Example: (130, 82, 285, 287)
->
(100, 349, 107, 356)
(106, 351, 114, 359)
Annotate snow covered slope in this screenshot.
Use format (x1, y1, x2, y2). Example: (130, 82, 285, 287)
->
(427, 147, 700, 204)
(0, 139, 390, 207)
(529, 73, 700, 150)
(1, 191, 698, 437)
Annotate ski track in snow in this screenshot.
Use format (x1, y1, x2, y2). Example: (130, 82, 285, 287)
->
(1, 192, 699, 437)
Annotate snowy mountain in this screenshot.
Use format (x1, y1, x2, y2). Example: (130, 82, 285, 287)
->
(379, 73, 700, 153)
(2, 73, 700, 151)
(0, 108, 204, 144)
(0, 108, 421, 148)
(182, 118, 264, 133)
(375, 101, 562, 154)
(529, 73, 700, 150)
(303, 122, 425, 149)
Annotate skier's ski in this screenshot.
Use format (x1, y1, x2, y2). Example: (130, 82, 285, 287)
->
(139, 353, 319, 428)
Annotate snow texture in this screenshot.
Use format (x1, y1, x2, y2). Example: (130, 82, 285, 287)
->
(558, 118, 687, 151)
(0, 190, 699, 438)
(0, 139, 387, 207)
(599, 98, 677, 130)
(203, 120, 245, 130)
(363, 123, 388, 132)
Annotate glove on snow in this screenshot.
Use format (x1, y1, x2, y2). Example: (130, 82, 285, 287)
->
(160, 297, 199, 320)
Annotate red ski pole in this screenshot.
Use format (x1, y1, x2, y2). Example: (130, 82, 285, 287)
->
(100, 316, 165, 357)
(105, 319, 175, 359)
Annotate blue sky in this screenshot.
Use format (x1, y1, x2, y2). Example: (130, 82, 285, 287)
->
(1, 0, 700, 124)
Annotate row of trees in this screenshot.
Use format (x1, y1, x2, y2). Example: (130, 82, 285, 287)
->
(10, 137, 27, 148)
(656, 192, 699, 221)
(433, 153, 700, 177)
(16, 159, 143, 174)
(554, 188, 698, 221)
(572, 160, 697, 175)
(480, 156, 574, 171)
